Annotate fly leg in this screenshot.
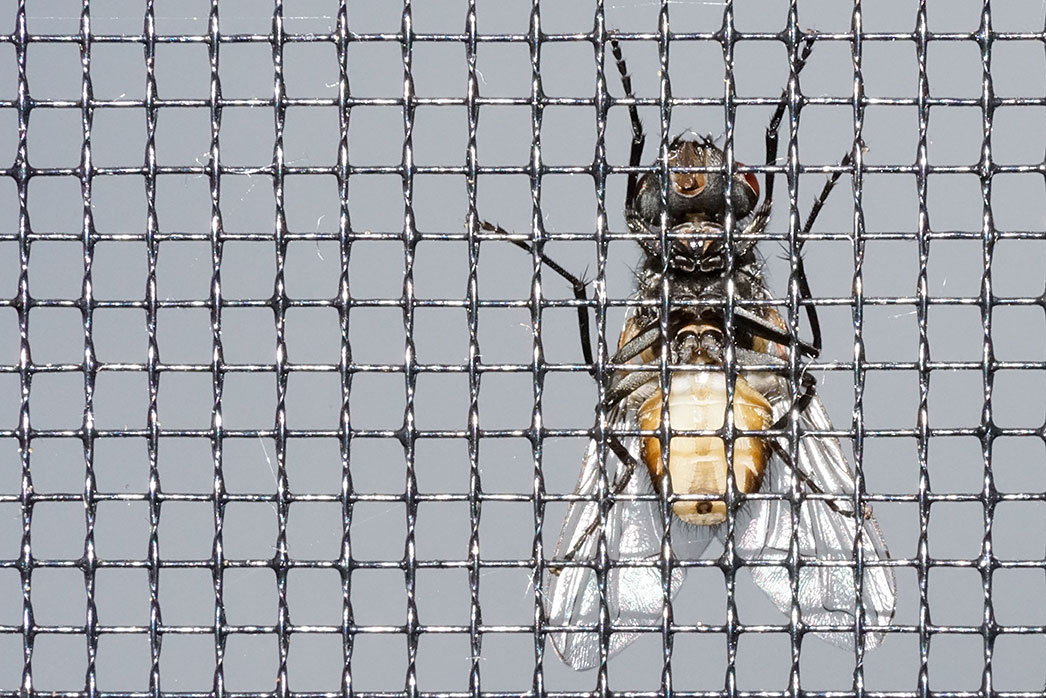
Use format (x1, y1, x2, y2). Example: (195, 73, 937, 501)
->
(479, 220, 595, 370)
(732, 305, 819, 358)
(693, 329, 817, 426)
(504, 34, 651, 374)
(554, 432, 644, 569)
(743, 35, 832, 358)
(557, 326, 665, 568)
(763, 144, 862, 363)
(787, 148, 859, 360)
(766, 440, 869, 521)
(756, 36, 817, 230)
(603, 323, 662, 408)
(626, 209, 677, 263)
(609, 38, 646, 206)
(769, 148, 857, 364)
(598, 311, 817, 415)
(694, 331, 865, 521)
(737, 36, 816, 253)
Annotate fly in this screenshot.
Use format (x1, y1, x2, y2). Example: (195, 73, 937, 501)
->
(483, 38, 896, 670)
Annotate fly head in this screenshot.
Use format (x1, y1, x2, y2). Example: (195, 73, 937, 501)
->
(629, 135, 761, 274)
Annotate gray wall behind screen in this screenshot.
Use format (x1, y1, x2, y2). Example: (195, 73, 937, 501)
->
(1, 0, 1046, 692)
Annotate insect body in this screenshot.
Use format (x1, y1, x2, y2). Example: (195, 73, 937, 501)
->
(484, 40, 896, 670)
(609, 151, 784, 532)
(637, 343, 773, 526)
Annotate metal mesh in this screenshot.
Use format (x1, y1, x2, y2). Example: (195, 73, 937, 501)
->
(1, 0, 1046, 693)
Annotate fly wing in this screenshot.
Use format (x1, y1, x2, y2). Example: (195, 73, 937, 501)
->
(733, 381, 897, 649)
(544, 408, 716, 670)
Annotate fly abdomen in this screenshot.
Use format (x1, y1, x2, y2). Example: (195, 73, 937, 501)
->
(638, 370, 772, 525)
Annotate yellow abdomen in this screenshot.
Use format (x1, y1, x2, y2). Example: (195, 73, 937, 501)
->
(638, 370, 772, 525)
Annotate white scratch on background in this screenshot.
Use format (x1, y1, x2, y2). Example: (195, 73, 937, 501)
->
(351, 506, 399, 527)
(258, 437, 278, 515)
(524, 570, 553, 604)
(315, 216, 327, 260)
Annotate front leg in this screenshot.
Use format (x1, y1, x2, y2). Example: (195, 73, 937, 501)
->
(480, 220, 595, 370)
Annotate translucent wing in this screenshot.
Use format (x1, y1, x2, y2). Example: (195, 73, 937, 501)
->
(734, 379, 897, 649)
(544, 408, 716, 670)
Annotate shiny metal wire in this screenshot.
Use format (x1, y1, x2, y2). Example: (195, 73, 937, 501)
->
(2, 0, 1046, 694)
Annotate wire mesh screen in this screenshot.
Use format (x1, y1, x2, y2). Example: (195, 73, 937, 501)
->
(1, 0, 1046, 693)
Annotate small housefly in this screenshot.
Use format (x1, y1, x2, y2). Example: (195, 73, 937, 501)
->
(483, 38, 896, 670)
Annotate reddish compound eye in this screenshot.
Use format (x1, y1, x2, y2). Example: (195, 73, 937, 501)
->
(738, 163, 760, 200)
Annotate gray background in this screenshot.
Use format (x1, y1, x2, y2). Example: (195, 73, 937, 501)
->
(1, 0, 1046, 692)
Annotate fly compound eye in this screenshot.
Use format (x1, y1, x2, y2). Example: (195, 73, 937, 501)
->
(728, 160, 760, 220)
(741, 169, 760, 200)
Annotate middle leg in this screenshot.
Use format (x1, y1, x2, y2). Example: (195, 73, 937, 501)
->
(479, 220, 595, 370)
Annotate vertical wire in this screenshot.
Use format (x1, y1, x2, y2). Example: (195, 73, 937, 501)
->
(848, 1, 872, 693)
(398, 4, 421, 698)
(974, 2, 999, 694)
(524, 0, 550, 687)
(781, 3, 804, 691)
(142, 2, 163, 695)
(75, 2, 99, 696)
(914, 3, 933, 697)
(204, 1, 228, 694)
(269, 2, 292, 693)
(592, 0, 618, 685)
(463, 2, 484, 694)
(717, 4, 740, 695)
(647, 2, 677, 687)
(334, 2, 356, 695)
(13, 0, 34, 693)
(653, 0, 675, 687)
(595, 0, 618, 680)
(1040, 10, 1046, 694)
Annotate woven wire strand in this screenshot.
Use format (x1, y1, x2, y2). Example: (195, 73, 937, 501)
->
(2, 0, 1046, 694)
